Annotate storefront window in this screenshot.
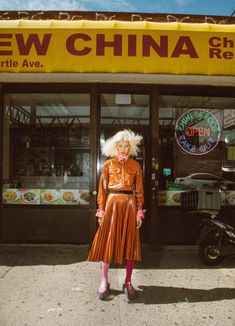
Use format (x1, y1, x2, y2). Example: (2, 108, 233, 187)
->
(158, 95, 235, 207)
(2, 93, 90, 206)
(100, 94, 149, 126)
(99, 94, 150, 172)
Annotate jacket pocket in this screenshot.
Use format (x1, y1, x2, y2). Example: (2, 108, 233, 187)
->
(125, 169, 136, 185)
(109, 167, 121, 184)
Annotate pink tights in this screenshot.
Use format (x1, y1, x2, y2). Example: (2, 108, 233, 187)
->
(125, 259, 134, 284)
(99, 262, 110, 293)
(98, 259, 134, 292)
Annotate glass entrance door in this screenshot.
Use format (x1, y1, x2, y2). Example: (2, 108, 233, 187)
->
(99, 93, 150, 242)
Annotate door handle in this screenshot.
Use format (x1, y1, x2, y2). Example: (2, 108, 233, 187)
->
(90, 190, 97, 196)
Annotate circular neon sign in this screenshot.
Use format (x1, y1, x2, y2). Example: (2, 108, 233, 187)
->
(175, 109, 221, 156)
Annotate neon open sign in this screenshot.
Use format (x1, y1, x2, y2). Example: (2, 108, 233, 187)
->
(175, 109, 221, 155)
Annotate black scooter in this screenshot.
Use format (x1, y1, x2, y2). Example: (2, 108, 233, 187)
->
(197, 212, 235, 265)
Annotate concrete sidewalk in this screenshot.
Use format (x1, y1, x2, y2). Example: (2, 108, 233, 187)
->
(0, 245, 234, 326)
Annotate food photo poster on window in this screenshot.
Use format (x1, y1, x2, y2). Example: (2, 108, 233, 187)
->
(2, 188, 90, 205)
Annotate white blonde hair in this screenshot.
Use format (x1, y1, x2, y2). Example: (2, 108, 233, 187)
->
(102, 129, 143, 157)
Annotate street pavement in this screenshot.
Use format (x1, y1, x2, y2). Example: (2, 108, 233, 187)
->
(0, 244, 234, 326)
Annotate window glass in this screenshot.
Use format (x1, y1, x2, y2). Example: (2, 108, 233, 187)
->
(158, 95, 235, 207)
(3, 93, 90, 206)
(101, 94, 149, 125)
(99, 94, 150, 173)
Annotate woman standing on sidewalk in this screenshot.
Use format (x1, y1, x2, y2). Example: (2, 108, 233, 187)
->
(88, 129, 145, 300)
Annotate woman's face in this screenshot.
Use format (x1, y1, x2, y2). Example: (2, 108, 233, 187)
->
(116, 141, 130, 155)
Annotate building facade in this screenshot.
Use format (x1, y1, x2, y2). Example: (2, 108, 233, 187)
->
(0, 11, 235, 245)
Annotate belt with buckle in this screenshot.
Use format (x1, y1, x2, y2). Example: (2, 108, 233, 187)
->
(109, 190, 134, 195)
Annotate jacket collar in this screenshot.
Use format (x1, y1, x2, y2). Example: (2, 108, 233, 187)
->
(116, 154, 129, 162)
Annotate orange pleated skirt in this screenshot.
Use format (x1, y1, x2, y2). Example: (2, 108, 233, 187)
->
(88, 193, 141, 264)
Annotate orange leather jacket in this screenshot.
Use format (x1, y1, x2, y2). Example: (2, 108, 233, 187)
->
(97, 156, 144, 211)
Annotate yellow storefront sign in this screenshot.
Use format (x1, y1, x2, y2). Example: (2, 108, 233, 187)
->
(0, 20, 234, 75)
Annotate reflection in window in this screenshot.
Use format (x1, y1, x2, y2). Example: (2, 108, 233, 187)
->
(223, 110, 235, 172)
(99, 94, 150, 175)
(3, 93, 90, 206)
(158, 95, 235, 207)
(101, 94, 149, 126)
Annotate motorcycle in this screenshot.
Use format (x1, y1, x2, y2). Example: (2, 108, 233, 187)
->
(197, 212, 235, 265)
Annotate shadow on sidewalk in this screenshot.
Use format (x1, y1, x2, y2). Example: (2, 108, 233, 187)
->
(0, 245, 89, 266)
(113, 246, 235, 269)
(139, 248, 235, 269)
(0, 245, 234, 268)
(109, 285, 235, 304)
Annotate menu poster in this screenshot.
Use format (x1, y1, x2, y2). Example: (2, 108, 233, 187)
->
(158, 191, 184, 206)
(2, 189, 40, 205)
(158, 190, 232, 207)
(224, 110, 235, 129)
(225, 191, 235, 206)
(2, 188, 89, 205)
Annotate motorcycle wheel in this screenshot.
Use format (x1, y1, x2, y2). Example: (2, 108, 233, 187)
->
(198, 240, 224, 266)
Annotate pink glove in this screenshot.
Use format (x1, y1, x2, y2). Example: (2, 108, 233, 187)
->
(95, 209, 105, 218)
(137, 209, 146, 219)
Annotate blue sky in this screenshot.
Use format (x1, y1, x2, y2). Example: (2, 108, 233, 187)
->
(0, 0, 234, 16)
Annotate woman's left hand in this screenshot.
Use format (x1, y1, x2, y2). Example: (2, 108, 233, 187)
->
(136, 216, 143, 229)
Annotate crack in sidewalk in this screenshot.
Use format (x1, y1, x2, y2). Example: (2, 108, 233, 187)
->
(0, 262, 18, 280)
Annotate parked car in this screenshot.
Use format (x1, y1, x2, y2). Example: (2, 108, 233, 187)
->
(175, 173, 235, 190)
